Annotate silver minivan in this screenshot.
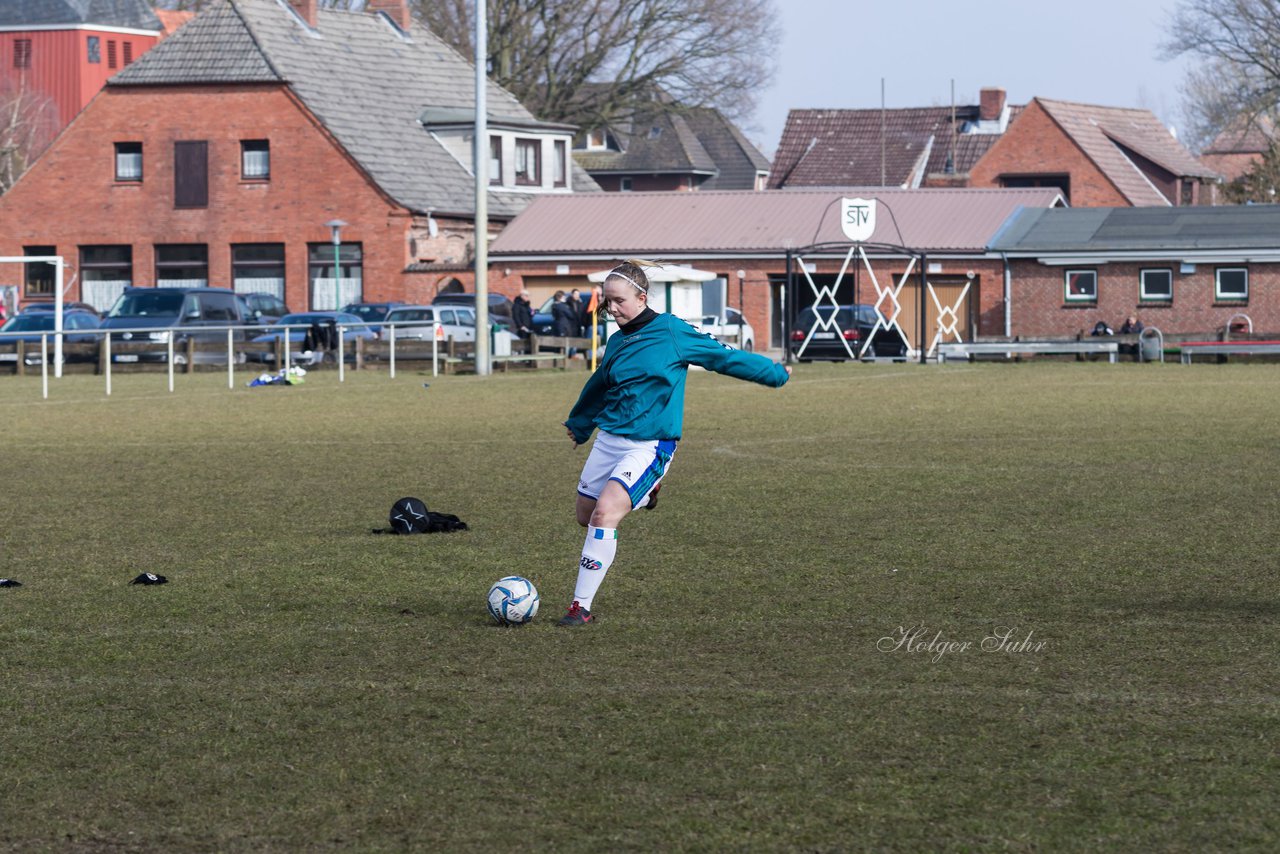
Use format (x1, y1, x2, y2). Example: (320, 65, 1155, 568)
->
(381, 305, 477, 342)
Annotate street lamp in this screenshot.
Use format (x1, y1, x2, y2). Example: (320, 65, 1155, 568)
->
(325, 219, 347, 310)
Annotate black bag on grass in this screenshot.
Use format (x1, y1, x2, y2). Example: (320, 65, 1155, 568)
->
(377, 497, 468, 535)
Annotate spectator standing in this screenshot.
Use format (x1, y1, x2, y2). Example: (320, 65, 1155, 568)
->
(567, 288, 584, 335)
(512, 289, 534, 338)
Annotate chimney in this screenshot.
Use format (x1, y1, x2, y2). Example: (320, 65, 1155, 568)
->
(368, 0, 412, 31)
(979, 87, 1006, 122)
(290, 0, 317, 27)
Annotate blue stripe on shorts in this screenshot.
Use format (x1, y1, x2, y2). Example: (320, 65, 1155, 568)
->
(618, 439, 676, 509)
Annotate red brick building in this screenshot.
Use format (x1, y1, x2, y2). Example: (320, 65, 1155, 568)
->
(992, 206, 1280, 337)
(0, 0, 595, 311)
(488, 188, 1064, 352)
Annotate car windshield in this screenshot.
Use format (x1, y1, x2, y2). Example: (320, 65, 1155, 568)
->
(386, 309, 433, 322)
(2, 315, 57, 332)
(343, 304, 388, 321)
(109, 291, 185, 318)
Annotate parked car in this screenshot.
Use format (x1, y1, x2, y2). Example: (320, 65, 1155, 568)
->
(341, 301, 404, 335)
(247, 311, 377, 362)
(99, 287, 246, 364)
(380, 305, 477, 342)
(19, 301, 101, 317)
(237, 292, 291, 326)
(0, 309, 101, 365)
(790, 304, 907, 361)
(432, 293, 514, 328)
(697, 307, 755, 352)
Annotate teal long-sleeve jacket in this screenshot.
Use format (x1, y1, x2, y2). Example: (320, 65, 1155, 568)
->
(565, 313, 789, 445)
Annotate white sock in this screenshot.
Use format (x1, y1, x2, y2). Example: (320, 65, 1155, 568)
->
(573, 526, 617, 611)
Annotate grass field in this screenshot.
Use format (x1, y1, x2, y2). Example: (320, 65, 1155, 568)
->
(1, 361, 1278, 852)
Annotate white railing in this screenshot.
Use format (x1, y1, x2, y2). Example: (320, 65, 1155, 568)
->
(0, 320, 448, 399)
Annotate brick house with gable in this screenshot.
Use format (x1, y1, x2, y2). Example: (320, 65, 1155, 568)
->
(0, 0, 597, 311)
(771, 91, 1218, 207)
(967, 97, 1219, 206)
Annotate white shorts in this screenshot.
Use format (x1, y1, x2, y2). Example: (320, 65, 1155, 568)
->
(577, 431, 677, 508)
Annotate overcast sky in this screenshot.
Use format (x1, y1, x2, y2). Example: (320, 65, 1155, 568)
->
(749, 0, 1192, 156)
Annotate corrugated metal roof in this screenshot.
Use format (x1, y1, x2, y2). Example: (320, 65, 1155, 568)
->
(992, 204, 1280, 252)
(490, 188, 1064, 256)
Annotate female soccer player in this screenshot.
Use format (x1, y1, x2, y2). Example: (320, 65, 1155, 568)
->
(558, 260, 791, 626)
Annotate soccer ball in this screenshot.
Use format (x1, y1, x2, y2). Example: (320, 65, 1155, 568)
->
(487, 576, 540, 625)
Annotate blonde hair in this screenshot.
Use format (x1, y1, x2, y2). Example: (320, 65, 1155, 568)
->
(606, 259, 661, 295)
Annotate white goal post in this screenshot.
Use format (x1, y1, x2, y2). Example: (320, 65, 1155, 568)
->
(0, 256, 67, 377)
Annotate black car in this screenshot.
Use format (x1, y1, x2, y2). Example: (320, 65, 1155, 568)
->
(100, 287, 246, 365)
(790, 304, 907, 361)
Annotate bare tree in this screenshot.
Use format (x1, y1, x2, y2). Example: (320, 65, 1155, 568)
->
(411, 0, 780, 128)
(1221, 140, 1280, 203)
(0, 79, 58, 196)
(1164, 0, 1280, 150)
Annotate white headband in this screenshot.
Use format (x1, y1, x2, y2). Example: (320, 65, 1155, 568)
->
(607, 271, 648, 294)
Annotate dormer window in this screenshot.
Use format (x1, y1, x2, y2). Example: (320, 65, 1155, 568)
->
(648, 126, 663, 139)
(586, 128, 609, 150)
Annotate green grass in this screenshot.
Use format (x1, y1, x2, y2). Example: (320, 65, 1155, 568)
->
(1, 362, 1277, 851)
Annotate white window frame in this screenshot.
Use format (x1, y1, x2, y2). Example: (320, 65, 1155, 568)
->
(115, 142, 142, 182)
(241, 140, 270, 180)
(1064, 269, 1097, 302)
(1140, 268, 1173, 302)
(1215, 267, 1248, 301)
(585, 128, 608, 151)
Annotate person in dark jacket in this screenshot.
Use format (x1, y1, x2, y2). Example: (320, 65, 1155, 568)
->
(551, 290, 578, 357)
(567, 288, 584, 334)
(512, 289, 534, 338)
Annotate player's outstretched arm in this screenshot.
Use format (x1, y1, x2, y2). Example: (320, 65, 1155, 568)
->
(672, 322, 789, 387)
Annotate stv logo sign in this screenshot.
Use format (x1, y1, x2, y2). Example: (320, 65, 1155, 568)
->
(840, 197, 876, 243)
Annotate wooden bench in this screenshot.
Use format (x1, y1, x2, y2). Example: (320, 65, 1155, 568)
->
(1178, 340, 1280, 364)
(937, 340, 1119, 363)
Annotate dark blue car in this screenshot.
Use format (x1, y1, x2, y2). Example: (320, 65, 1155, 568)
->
(0, 309, 102, 365)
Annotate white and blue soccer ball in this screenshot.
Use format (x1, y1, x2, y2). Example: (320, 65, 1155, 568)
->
(487, 576, 540, 625)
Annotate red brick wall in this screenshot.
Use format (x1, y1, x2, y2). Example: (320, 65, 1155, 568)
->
(0, 83, 411, 311)
(1009, 259, 1280, 337)
(968, 100, 1129, 207)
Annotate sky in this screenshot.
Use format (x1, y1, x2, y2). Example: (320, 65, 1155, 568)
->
(748, 0, 1193, 156)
